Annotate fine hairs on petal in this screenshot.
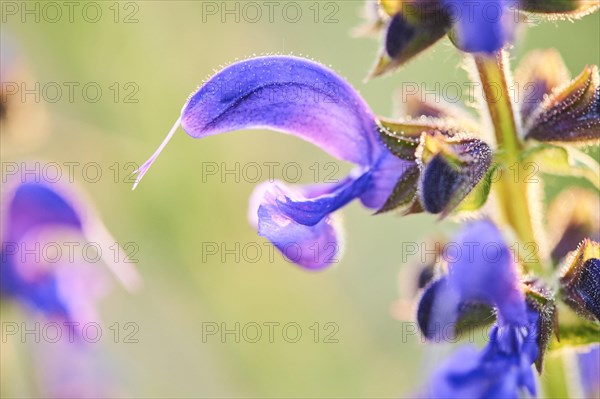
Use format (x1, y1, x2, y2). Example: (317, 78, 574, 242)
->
(132, 116, 181, 190)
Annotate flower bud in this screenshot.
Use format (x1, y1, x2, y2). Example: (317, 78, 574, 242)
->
(417, 132, 492, 216)
(560, 239, 600, 322)
(369, 3, 451, 77)
(518, 0, 600, 17)
(525, 65, 600, 143)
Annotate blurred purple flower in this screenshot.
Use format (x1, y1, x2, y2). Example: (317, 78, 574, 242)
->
(442, 0, 519, 54)
(134, 56, 409, 270)
(417, 220, 539, 398)
(1, 171, 141, 325)
(424, 307, 539, 399)
(575, 344, 600, 398)
(417, 220, 527, 339)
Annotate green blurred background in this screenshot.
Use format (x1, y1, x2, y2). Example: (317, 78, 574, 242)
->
(1, 1, 598, 397)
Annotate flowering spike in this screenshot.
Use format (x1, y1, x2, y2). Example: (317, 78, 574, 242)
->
(133, 116, 181, 190)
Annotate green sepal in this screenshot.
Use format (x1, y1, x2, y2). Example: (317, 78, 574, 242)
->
(525, 280, 558, 372)
(454, 302, 496, 338)
(376, 164, 420, 214)
(453, 164, 496, 213)
(550, 321, 600, 350)
(521, 143, 600, 189)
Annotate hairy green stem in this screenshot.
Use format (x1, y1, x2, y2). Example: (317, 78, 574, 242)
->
(474, 51, 543, 273)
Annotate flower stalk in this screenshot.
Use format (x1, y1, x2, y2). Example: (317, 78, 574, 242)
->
(474, 51, 543, 273)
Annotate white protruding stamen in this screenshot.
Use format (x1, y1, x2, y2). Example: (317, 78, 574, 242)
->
(132, 116, 182, 190)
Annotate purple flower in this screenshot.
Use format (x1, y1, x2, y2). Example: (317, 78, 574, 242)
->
(0, 172, 141, 325)
(442, 0, 519, 54)
(575, 344, 600, 399)
(366, 0, 599, 76)
(424, 307, 539, 399)
(417, 220, 527, 339)
(416, 220, 539, 398)
(134, 56, 409, 270)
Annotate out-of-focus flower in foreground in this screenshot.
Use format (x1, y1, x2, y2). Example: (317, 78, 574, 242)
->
(1, 171, 141, 323)
(0, 171, 141, 397)
(417, 220, 541, 398)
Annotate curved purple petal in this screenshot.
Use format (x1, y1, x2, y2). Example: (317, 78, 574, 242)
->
(249, 179, 359, 270)
(444, 0, 517, 54)
(180, 56, 379, 165)
(275, 171, 372, 226)
(134, 56, 386, 187)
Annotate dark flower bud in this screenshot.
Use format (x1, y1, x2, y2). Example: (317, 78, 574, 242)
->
(525, 65, 600, 144)
(369, 3, 451, 77)
(560, 239, 600, 323)
(518, 0, 600, 17)
(376, 119, 473, 214)
(417, 132, 492, 216)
